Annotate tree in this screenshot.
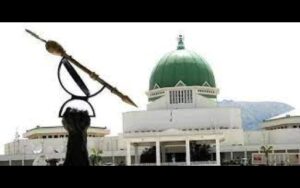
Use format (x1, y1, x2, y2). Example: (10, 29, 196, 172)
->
(90, 148, 103, 166)
(140, 146, 156, 163)
(261, 145, 273, 166)
(191, 143, 211, 161)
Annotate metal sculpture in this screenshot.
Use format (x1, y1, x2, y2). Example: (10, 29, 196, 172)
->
(25, 29, 137, 117)
(26, 29, 138, 166)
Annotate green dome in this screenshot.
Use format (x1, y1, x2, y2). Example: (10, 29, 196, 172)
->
(149, 36, 216, 91)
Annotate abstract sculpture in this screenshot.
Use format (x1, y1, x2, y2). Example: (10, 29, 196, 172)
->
(26, 29, 137, 165)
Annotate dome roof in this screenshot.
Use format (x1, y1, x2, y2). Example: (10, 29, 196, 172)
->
(149, 35, 216, 90)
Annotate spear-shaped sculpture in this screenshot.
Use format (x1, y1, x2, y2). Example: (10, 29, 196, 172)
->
(25, 29, 138, 108)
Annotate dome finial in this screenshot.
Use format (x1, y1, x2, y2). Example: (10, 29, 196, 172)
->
(177, 34, 185, 50)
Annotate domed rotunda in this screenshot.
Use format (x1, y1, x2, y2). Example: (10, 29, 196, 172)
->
(147, 35, 219, 110)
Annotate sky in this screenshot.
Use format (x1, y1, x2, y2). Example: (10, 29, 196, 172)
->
(0, 22, 300, 154)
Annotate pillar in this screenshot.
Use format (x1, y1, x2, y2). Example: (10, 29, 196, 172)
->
(216, 139, 220, 166)
(243, 150, 247, 165)
(185, 139, 190, 166)
(126, 141, 131, 166)
(161, 145, 166, 163)
(134, 144, 139, 165)
(156, 141, 161, 166)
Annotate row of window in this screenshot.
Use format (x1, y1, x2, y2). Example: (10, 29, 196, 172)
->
(150, 91, 164, 96)
(126, 130, 164, 134)
(41, 135, 96, 139)
(267, 125, 300, 130)
(42, 135, 66, 139)
(182, 127, 237, 131)
(197, 89, 215, 94)
(126, 127, 237, 134)
(169, 90, 193, 104)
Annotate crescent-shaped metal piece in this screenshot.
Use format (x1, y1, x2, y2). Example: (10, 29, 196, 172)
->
(58, 58, 106, 117)
(61, 58, 90, 96)
(58, 58, 105, 98)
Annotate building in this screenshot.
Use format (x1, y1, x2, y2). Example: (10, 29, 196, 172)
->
(122, 35, 233, 165)
(0, 126, 110, 166)
(0, 35, 300, 166)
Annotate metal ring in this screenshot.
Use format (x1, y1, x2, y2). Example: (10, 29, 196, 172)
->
(57, 57, 105, 117)
(58, 97, 96, 118)
(57, 57, 105, 98)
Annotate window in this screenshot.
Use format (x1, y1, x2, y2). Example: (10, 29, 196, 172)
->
(169, 90, 193, 104)
(48, 135, 52, 138)
(42, 136, 46, 139)
(60, 135, 64, 138)
(181, 90, 184, 103)
(54, 135, 58, 138)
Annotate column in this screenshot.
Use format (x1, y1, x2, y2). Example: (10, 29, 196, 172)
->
(244, 150, 247, 165)
(185, 139, 190, 166)
(156, 141, 161, 166)
(126, 141, 131, 166)
(161, 145, 166, 163)
(216, 139, 220, 166)
(272, 153, 276, 165)
(230, 151, 233, 161)
(9, 160, 11, 166)
(134, 144, 139, 165)
(285, 149, 289, 165)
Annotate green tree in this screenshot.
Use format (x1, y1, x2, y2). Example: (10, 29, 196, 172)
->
(90, 148, 102, 166)
(140, 146, 156, 163)
(261, 145, 273, 166)
(190, 143, 211, 161)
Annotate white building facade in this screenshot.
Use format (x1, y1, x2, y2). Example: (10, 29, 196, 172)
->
(0, 35, 300, 166)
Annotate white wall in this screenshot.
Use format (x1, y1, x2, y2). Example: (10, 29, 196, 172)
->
(147, 88, 217, 111)
(4, 137, 123, 156)
(244, 129, 300, 145)
(244, 131, 265, 145)
(123, 107, 242, 132)
(221, 129, 245, 146)
(195, 94, 217, 108)
(262, 116, 300, 129)
(269, 129, 300, 145)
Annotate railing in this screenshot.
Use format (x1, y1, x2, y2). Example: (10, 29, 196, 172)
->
(131, 163, 156, 166)
(131, 161, 219, 166)
(190, 161, 218, 166)
(161, 162, 187, 166)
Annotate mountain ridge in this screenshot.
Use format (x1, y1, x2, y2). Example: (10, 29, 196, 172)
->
(218, 100, 294, 130)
